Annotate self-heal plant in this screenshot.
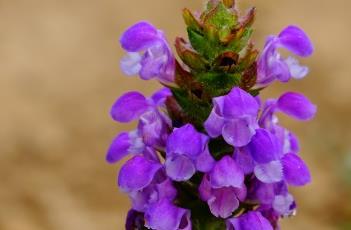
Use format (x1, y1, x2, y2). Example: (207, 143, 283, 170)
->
(107, 1, 316, 229)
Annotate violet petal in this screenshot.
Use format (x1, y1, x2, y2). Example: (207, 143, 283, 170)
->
(278, 25, 314, 57)
(277, 92, 317, 121)
(282, 153, 311, 186)
(118, 156, 162, 193)
(110, 91, 149, 123)
(106, 132, 130, 164)
(210, 156, 244, 189)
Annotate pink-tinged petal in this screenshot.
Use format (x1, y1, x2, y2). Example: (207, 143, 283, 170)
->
(166, 124, 204, 158)
(273, 194, 295, 216)
(199, 174, 212, 201)
(106, 132, 130, 164)
(234, 186, 247, 202)
(248, 129, 281, 163)
(254, 161, 283, 184)
(282, 153, 311, 186)
(120, 21, 160, 52)
(165, 155, 196, 182)
(278, 25, 314, 57)
(222, 118, 257, 147)
(210, 156, 244, 189)
(222, 87, 259, 118)
(110, 91, 149, 122)
(118, 156, 162, 193)
(195, 146, 216, 173)
(145, 199, 191, 230)
(277, 92, 317, 121)
(208, 187, 240, 218)
(233, 147, 255, 175)
(204, 109, 225, 138)
(227, 211, 273, 230)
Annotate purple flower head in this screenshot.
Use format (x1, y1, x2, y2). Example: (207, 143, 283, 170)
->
(118, 156, 177, 212)
(145, 199, 192, 230)
(165, 124, 215, 181)
(204, 87, 259, 147)
(257, 25, 313, 86)
(226, 211, 273, 230)
(120, 21, 175, 83)
(199, 156, 246, 218)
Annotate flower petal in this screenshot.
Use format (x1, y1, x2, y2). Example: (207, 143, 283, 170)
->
(110, 91, 149, 122)
(166, 124, 205, 158)
(278, 25, 314, 57)
(195, 146, 216, 173)
(277, 92, 317, 121)
(165, 155, 196, 182)
(227, 211, 273, 230)
(254, 161, 283, 184)
(145, 199, 191, 230)
(285, 56, 309, 79)
(120, 21, 160, 52)
(248, 129, 281, 164)
(118, 156, 162, 192)
(221, 87, 259, 118)
(151, 87, 172, 106)
(233, 147, 255, 175)
(273, 194, 295, 216)
(282, 153, 311, 186)
(106, 132, 131, 164)
(120, 52, 143, 76)
(222, 118, 257, 147)
(210, 156, 244, 188)
(204, 109, 225, 138)
(208, 187, 240, 219)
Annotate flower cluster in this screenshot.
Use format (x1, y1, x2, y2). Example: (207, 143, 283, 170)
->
(107, 1, 316, 229)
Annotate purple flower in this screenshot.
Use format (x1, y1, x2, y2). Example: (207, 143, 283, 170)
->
(120, 21, 175, 83)
(257, 25, 313, 86)
(226, 211, 273, 230)
(204, 87, 259, 147)
(106, 88, 172, 163)
(199, 156, 246, 218)
(249, 180, 297, 218)
(259, 92, 316, 155)
(165, 124, 215, 181)
(234, 128, 311, 185)
(118, 156, 177, 212)
(145, 199, 192, 230)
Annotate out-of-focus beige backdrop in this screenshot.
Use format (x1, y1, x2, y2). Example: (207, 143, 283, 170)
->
(1, 0, 350, 229)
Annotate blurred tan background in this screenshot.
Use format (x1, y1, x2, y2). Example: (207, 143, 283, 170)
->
(1, 0, 350, 229)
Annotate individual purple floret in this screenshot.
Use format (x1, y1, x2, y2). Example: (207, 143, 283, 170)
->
(257, 26, 314, 86)
(199, 156, 246, 218)
(145, 199, 192, 230)
(120, 21, 175, 83)
(226, 211, 273, 230)
(106, 88, 171, 163)
(204, 87, 259, 147)
(165, 124, 215, 181)
(118, 156, 177, 212)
